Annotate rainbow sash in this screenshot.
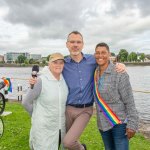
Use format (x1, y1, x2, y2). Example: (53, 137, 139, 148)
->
(93, 69, 122, 126)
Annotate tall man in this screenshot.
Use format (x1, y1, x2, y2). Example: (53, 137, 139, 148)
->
(62, 31, 96, 150)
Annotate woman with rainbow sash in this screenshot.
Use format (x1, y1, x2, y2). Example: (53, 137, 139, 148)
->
(94, 42, 139, 150)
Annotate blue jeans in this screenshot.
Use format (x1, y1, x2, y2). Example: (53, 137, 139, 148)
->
(100, 124, 129, 150)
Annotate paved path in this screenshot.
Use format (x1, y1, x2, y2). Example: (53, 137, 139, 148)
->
(1, 111, 12, 116)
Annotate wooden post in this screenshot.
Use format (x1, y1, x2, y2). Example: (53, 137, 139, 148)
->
(17, 84, 23, 101)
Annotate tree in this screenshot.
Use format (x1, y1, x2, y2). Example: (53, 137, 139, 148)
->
(146, 54, 150, 60)
(29, 58, 34, 64)
(139, 53, 145, 62)
(24, 59, 29, 64)
(0, 61, 4, 64)
(111, 52, 116, 56)
(128, 52, 137, 62)
(42, 60, 46, 65)
(15, 59, 18, 64)
(118, 49, 128, 62)
(17, 55, 26, 64)
(47, 55, 51, 61)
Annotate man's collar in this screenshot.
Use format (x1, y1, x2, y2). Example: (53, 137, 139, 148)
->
(65, 53, 87, 63)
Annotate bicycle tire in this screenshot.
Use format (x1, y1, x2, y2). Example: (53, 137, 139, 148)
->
(0, 93, 5, 115)
(0, 116, 4, 138)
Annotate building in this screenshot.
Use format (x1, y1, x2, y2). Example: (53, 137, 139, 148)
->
(30, 54, 42, 60)
(4, 52, 30, 63)
(110, 56, 117, 62)
(0, 55, 4, 62)
(4, 52, 42, 63)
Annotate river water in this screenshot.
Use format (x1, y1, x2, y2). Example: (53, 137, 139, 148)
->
(0, 66, 150, 121)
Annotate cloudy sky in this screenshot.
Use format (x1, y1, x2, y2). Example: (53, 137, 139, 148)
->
(0, 0, 150, 57)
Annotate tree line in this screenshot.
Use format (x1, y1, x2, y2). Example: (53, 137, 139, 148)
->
(112, 49, 146, 62)
(13, 55, 47, 65)
(1, 50, 148, 65)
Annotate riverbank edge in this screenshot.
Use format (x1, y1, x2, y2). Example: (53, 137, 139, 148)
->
(1, 62, 150, 67)
(0, 64, 45, 67)
(124, 62, 150, 66)
(7, 99, 150, 140)
(138, 120, 150, 139)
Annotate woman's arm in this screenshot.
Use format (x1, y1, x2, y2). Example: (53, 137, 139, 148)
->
(22, 78, 42, 116)
(118, 73, 139, 139)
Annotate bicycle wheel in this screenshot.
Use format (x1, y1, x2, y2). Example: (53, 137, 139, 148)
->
(0, 93, 5, 115)
(0, 117, 4, 138)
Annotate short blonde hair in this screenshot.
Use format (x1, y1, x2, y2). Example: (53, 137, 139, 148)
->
(49, 53, 64, 62)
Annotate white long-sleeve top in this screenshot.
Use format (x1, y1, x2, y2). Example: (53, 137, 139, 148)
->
(22, 67, 68, 150)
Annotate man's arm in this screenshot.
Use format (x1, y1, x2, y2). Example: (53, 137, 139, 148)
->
(22, 78, 42, 116)
(115, 63, 126, 73)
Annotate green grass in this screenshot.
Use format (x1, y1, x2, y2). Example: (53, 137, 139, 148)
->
(0, 102, 30, 150)
(80, 116, 150, 150)
(0, 102, 150, 150)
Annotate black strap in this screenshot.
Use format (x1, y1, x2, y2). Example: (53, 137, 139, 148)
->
(58, 129, 61, 150)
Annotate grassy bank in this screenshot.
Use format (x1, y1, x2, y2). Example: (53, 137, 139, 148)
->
(0, 102, 150, 150)
(0, 64, 44, 67)
(124, 62, 150, 66)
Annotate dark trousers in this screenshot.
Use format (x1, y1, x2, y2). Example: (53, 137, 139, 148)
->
(100, 124, 129, 150)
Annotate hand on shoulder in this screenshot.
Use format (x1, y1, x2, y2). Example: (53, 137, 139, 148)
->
(115, 63, 126, 73)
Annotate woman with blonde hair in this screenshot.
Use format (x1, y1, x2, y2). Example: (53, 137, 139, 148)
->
(22, 53, 68, 150)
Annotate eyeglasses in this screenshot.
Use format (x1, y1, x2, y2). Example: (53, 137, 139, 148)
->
(68, 40, 83, 44)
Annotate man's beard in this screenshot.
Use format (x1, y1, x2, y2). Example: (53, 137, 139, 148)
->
(71, 51, 81, 56)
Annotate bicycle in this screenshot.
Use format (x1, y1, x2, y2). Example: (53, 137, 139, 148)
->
(0, 81, 6, 138)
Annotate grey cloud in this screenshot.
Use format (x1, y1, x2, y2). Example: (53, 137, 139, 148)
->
(136, 1, 150, 16)
(4, 0, 96, 39)
(1, 0, 150, 55)
(83, 11, 150, 54)
(0, 0, 7, 6)
(109, 0, 150, 17)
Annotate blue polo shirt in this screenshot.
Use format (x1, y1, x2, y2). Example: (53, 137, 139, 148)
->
(63, 54, 97, 105)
